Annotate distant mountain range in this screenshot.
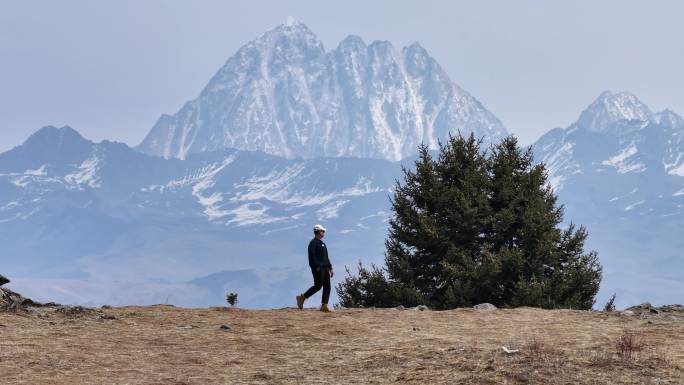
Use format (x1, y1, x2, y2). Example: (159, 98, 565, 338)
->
(1, 22, 682, 308)
(0, 125, 401, 307)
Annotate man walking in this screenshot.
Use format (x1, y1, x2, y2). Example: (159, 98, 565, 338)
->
(296, 224, 333, 312)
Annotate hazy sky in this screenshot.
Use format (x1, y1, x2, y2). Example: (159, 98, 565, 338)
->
(2, 0, 683, 152)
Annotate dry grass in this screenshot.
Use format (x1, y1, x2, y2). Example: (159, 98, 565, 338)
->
(1, 305, 683, 384)
(615, 331, 644, 360)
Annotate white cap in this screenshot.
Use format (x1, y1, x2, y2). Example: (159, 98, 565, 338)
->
(313, 224, 327, 232)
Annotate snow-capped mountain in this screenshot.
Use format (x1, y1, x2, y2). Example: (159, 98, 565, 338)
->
(535, 91, 684, 210)
(138, 20, 506, 161)
(576, 91, 654, 134)
(533, 91, 684, 306)
(1, 125, 403, 307)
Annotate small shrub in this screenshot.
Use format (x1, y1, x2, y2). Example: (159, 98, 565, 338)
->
(226, 292, 238, 307)
(615, 331, 644, 360)
(603, 293, 616, 312)
(646, 347, 677, 369)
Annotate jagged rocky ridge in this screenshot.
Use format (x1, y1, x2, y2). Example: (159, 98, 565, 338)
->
(138, 20, 506, 161)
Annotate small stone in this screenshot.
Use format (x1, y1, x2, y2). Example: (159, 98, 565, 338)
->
(57, 305, 87, 317)
(620, 310, 635, 317)
(412, 305, 429, 311)
(446, 346, 465, 353)
(395, 305, 405, 310)
(502, 346, 519, 354)
(412, 327, 420, 331)
(661, 304, 684, 312)
(26, 307, 49, 317)
(99, 314, 116, 320)
(0, 274, 9, 287)
(474, 303, 497, 311)
(219, 324, 231, 330)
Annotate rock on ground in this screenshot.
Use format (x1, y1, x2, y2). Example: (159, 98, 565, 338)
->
(1, 287, 56, 312)
(622, 303, 684, 320)
(474, 303, 497, 310)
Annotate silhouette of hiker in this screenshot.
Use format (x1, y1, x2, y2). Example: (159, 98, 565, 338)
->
(296, 224, 333, 312)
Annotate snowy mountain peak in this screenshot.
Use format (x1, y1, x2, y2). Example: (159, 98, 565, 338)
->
(284, 16, 298, 27)
(138, 22, 506, 161)
(337, 35, 366, 50)
(405, 41, 427, 53)
(261, 20, 322, 55)
(21, 125, 92, 159)
(576, 91, 653, 133)
(24, 125, 87, 146)
(656, 109, 684, 129)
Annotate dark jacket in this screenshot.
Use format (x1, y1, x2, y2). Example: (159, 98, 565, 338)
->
(308, 238, 332, 269)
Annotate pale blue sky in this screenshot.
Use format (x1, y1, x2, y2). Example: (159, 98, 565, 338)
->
(2, 0, 683, 152)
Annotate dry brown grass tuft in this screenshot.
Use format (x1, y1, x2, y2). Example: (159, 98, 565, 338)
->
(615, 330, 644, 360)
(523, 336, 549, 362)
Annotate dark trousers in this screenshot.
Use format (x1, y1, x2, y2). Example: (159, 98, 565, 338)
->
(303, 266, 331, 304)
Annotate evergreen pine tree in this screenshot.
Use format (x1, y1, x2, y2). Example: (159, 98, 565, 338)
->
(336, 134, 602, 310)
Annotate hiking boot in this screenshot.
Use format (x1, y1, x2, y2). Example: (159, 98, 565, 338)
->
(296, 295, 305, 310)
(320, 303, 331, 312)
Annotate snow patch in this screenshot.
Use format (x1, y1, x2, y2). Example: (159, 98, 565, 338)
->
(227, 203, 284, 226)
(601, 143, 646, 174)
(25, 165, 47, 176)
(317, 200, 349, 220)
(624, 200, 646, 211)
(190, 156, 237, 220)
(359, 211, 389, 221)
(65, 152, 103, 188)
(0, 201, 19, 211)
(233, 172, 382, 207)
(666, 154, 684, 177)
(542, 141, 578, 192)
(608, 188, 639, 202)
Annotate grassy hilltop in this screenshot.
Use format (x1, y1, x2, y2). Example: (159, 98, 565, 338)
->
(1, 298, 683, 384)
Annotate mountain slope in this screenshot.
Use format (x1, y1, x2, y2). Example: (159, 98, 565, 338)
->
(1, 126, 403, 306)
(533, 91, 684, 306)
(138, 20, 506, 161)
